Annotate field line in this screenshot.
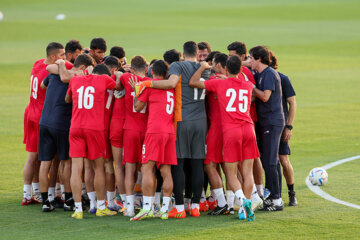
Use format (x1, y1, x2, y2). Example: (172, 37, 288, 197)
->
(305, 155, 360, 210)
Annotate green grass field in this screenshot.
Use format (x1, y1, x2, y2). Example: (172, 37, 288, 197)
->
(0, 0, 360, 239)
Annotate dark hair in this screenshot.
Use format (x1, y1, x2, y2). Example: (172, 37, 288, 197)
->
(183, 41, 198, 57)
(249, 45, 270, 65)
(90, 38, 107, 52)
(205, 51, 220, 63)
(73, 54, 96, 68)
(149, 59, 158, 66)
(131, 56, 147, 71)
(268, 50, 278, 70)
(65, 40, 82, 54)
(104, 56, 120, 70)
(93, 64, 111, 76)
(226, 55, 242, 75)
(197, 42, 212, 52)
(227, 41, 247, 56)
(163, 49, 181, 65)
(152, 60, 168, 78)
(46, 42, 64, 57)
(110, 46, 125, 59)
(214, 53, 228, 68)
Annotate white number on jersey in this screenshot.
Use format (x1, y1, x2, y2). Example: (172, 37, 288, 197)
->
(166, 91, 174, 115)
(105, 90, 114, 109)
(193, 78, 206, 100)
(225, 88, 249, 113)
(131, 92, 147, 114)
(77, 86, 95, 109)
(30, 75, 38, 99)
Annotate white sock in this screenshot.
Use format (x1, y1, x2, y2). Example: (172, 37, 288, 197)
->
(143, 196, 153, 211)
(48, 187, 55, 202)
(136, 172, 142, 185)
(226, 190, 235, 208)
(126, 195, 135, 212)
(24, 184, 31, 199)
(32, 183, 40, 194)
(81, 182, 86, 195)
(213, 188, 226, 207)
(200, 190, 206, 203)
(120, 194, 126, 205)
(250, 185, 262, 202)
(161, 197, 171, 212)
(273, 198, 283, 206)
(60, 185, 65, 201)
(234, 189, 245, 206)
(87, 191, 96, 209)
(75, 202, 82, 213)
(209, 190, 216, 202)
(155, 192, 161, 205)
(55, 182, 61, 196)
(176, 204, 184, 212)
(97, 200, 106, 210)
(256, 184, 264, 198)
(191, 203, 199, 210)
(107, 191, 115, 208)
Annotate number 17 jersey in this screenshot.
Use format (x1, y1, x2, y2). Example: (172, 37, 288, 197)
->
(137, 80, 175, 134)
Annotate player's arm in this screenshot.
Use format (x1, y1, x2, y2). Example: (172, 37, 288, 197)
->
(134, 99, 146, 112)
(65, 93, 72, 103)
(40, 76, 50, 90)
(253, 87, 272, 102)
(46, 64, 59, 74)
(58, 60, 73, 83)
(114, 71, 124, 91)
(152, 74, 179, 89)
(283, 96, 296, 142)
(189, 62, 211, 89)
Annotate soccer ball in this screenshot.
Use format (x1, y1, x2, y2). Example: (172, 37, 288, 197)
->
(0, 11, 4, 22)
(309, 168, 328, 186)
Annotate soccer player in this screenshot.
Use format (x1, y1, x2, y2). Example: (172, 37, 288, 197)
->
(38, 54, 93, 212)
(250, 46, 285, 211)
(65, 64, 120, 219)
(135, 41, 210, 218)
(89, 38, 107, 64)
(130, 60, 176, 221)
(120, 56, 149, 217)
(189, 56, 258, 221)
(22, 42, 66, 206)
(65, 40, 83, 64)
(269, 51, 297, 206)
(228, 41, 265, 208)
(197, 41, 211, 62)
(163, 49, 181, 66)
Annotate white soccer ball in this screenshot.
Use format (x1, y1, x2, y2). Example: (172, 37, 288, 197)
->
(309, 168, 328, 186)
(0, 11, 4, 22)
(56, 14, 66, 21)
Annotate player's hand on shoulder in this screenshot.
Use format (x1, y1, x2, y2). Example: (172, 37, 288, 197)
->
(55, 59, 65, 65)
(200, 61, 211, 69)
(128, 75, 138, 91)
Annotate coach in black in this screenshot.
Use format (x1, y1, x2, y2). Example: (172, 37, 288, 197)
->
(250, 46, 285, 211)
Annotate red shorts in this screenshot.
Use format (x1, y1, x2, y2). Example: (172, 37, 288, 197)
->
(104, 129, 112, 159)
(110, 117, 125, 148)
(123, 129, 145, 164)
(24, 119, 40, 153)
(204, 124, 223, 165)
(69, 128, 105, 160)
(142, 133, 177, 168)
(223, 124, 260, 163)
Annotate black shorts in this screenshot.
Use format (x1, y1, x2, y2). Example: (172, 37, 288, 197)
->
(279, 136, 291, 155)
(38, 125, 69, 161)
(176, 119, 207, 159)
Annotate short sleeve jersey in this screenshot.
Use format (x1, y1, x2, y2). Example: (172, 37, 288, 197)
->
(204, 76, 253, 132)
(279, 72, 296, 122)
(255, 67, 285, 127)
(239, 66, 257, 122)
(39, 74, 72, 131)
(111, 74, 125, 120)
(120, 72, 148, 132)
(103, 75, 115, 130)
(168, 61, 210, 123)
(206, 75, 223, 125)
(67, 74, 116, 131)
(138, 80, 175, 134)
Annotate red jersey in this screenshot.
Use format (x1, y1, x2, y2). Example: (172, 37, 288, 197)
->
(103, 75, 116, 130)
(239, 66, 257, 122)
(120, 73, 148, 132)
(27, 59, 73, 123)
(206, 75, 224, 125)
(204, 75, 253, 132)
(137, 80, 175, 134)
(67, 74, 116, 131)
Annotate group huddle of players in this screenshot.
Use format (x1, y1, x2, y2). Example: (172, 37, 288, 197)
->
(22, 38, 297, 221)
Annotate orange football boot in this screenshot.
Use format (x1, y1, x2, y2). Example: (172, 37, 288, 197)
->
(168, 207, 186, 218)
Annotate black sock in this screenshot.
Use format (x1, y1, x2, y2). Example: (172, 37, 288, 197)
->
(65, 192, 73, 202)
(41, 192, 48, 205)
(287, 184, 294, 191)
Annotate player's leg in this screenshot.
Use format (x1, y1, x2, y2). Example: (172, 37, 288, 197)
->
(169, 158, 186, 218)
(22, 152, 39, 204)
(39, 161, 53, 211)
(189, 158, 204, 217)
(32, 159, 41, 200)
(158, 164, 173, 219)
(112, 146, 126, 207)
(154, 168, 163, 211)
(62, 159, 73, 210)
(70, 157, 84, 218)
(253, 157, 264, 198)
(125, 162, 137, 216)
(105, 158, 117, 211)
(183, 159, 192, 212)
(279, 154, 297, 206)
(84, 158, 96, 212)
(48, 156, 62, 208)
